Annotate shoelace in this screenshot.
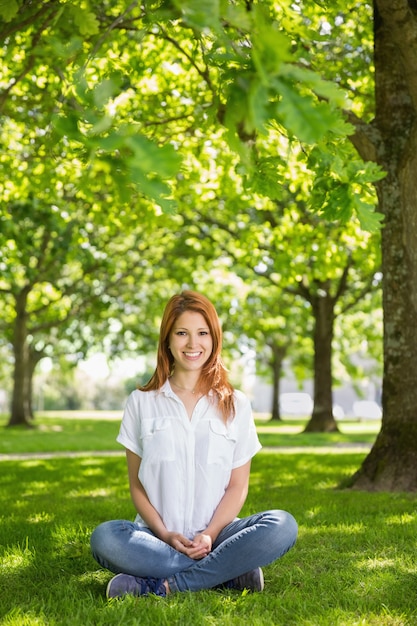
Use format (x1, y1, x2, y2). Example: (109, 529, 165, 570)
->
(139, 577, 167, 596)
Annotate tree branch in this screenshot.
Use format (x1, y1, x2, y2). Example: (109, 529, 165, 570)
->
(345, 111, 381, 163)
(339, 269, 381, 315)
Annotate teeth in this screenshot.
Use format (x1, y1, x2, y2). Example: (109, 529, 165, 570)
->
(185, 352, 200, 357)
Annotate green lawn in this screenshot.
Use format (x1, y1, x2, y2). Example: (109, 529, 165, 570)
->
(1, 414, 415, 625)
(0, 412, 380, 455)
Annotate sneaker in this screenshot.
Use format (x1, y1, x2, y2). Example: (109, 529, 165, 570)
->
(106, 573, 167, 599)
(225, 567, 264, 592)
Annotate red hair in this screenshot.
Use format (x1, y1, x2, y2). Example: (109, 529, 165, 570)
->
(139, 290, 235, 422)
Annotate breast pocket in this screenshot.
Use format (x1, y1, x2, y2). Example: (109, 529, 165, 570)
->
(140, 419, 175, 463)
(207, 420, 237, 469)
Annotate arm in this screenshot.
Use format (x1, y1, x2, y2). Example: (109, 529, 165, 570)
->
(205, 460, 250, 541)
(126, 448, 167, 539)
(190, 460, 251, 557)
(125, 448, 200, 556)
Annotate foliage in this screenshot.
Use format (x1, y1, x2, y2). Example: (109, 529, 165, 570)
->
(0, 0, 385, 427)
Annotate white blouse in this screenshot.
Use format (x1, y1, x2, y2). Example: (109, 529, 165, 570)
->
(117, 380, 262, 539)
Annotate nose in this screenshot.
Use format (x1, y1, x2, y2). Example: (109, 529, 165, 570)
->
(186, 334, 197, 347)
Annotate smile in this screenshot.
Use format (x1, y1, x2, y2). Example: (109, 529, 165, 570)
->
(184, 352, 202, 358)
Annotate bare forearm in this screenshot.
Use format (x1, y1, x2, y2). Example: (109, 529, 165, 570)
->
(204, 483, 248, 543)
(130, 483, 170, 541)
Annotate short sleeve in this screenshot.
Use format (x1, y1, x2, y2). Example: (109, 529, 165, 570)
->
(116, 391, 142, 457)
(231, 390, 262, 469)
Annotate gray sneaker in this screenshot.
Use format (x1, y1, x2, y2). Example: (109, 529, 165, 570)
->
(225, 567, 264, 592)
(106, 573, 167, 598)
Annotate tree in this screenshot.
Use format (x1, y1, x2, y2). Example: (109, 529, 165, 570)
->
(1, 1, 386, 441)
(241, 288, 302, 421)
(170, 139, 381, 431)
(347, 0, 417, 490)
(295, 1, 417, 489)
(0, 0, 352, 426)
(0, 198, 179, 426)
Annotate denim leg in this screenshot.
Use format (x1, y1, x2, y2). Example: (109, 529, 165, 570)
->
(90, 520, 195, 578)
(168, 509, 298, 592)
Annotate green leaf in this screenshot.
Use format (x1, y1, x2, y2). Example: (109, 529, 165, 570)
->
(318, 182, 354, 223)
(172, 0, 220, 31)
(128, 166, 176, 212)
(88, 115, 114, 136)
(71, 7, 99, 36)
(51, 113, 80, 139)
(355, 201, 385, 232)
(126, 135, 181, 178)
(0, 0, 19, 22)
(247, 80, 272, 134)
(220, 0, 251, 31)
(93, 79, 120, 109)
(282, 63, 348, 108)
(276, 80, 344, 144)
(252, 26, 292, 82)
(92, 132, 126, 152)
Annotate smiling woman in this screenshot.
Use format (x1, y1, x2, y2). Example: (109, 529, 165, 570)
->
(89, 290, 298, 601)
(168, 310, 214, 407)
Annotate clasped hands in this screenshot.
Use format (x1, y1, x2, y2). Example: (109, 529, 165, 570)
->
(165, 531, 212, 560)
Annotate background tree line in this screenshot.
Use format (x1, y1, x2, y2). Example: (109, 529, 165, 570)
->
(1, 0, 416, 491)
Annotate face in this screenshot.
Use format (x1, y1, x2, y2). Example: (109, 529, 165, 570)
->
(169, 311, 213, 374)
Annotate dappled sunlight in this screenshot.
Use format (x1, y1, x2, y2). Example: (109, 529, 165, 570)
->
(338, 421, 381, 434)
(22, 481, 54, 497)
(38, 424, 63, 433)
(27, 512, 54, 524)
(19, 460, 49, 469)
(360, 557, 397, 570)
(257, 424, 303, 434)
(68, 487, 115, 498)
(77, 465, 107, 477)
(1, 550, 34, 573)
(1, 607, 50, 626)
(385, 512, 417, 525)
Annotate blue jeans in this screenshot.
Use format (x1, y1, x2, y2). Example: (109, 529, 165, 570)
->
(90, 510, 298, 592)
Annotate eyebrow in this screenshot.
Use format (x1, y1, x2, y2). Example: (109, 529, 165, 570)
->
(174, 326, 209, 331)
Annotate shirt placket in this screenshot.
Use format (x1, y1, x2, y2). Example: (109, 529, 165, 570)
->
(183, 423, 196, 538)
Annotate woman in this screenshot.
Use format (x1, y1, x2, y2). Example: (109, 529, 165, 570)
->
(90, 290, 297, 598)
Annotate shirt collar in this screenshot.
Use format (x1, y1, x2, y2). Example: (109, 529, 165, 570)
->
(161, 379, 175, 396)
(160, 378, 214, 398)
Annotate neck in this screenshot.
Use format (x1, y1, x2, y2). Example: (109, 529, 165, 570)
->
(169, 374, 199, 394)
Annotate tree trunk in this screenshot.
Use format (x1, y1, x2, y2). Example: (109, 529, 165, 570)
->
(269, 343, 286, 421)
(304, 288, 339, 432)
(28, 347, 45, 420)
(350, 0, 417, 490)
(7, 290, 33, 427)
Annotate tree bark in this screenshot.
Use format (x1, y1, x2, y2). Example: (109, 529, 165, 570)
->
(7, 289, 33, 427)
(349, 0, 417, 490)
(304, 286, 339, 433)
(269, 342, 286, 421)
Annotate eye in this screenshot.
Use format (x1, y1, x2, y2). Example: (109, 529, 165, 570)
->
(176, 331, 187, 336)
(199, 331, 209, 336)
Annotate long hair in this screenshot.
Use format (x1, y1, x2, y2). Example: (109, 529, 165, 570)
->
(139, 290, 235, 421)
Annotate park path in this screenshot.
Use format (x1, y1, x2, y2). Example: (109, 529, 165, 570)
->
(0, 443, 371, 461)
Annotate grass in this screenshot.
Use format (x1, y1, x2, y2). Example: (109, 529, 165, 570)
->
(1, 414, 416, 625)
(0, 412, 380, 455)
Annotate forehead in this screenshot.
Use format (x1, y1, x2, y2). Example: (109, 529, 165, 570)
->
(173, 310, 208, 329)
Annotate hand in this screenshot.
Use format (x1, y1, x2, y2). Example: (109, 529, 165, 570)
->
(164, 531, 212, 560)
(186, 533, 212, 560)
(164, 531, 195, 554)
